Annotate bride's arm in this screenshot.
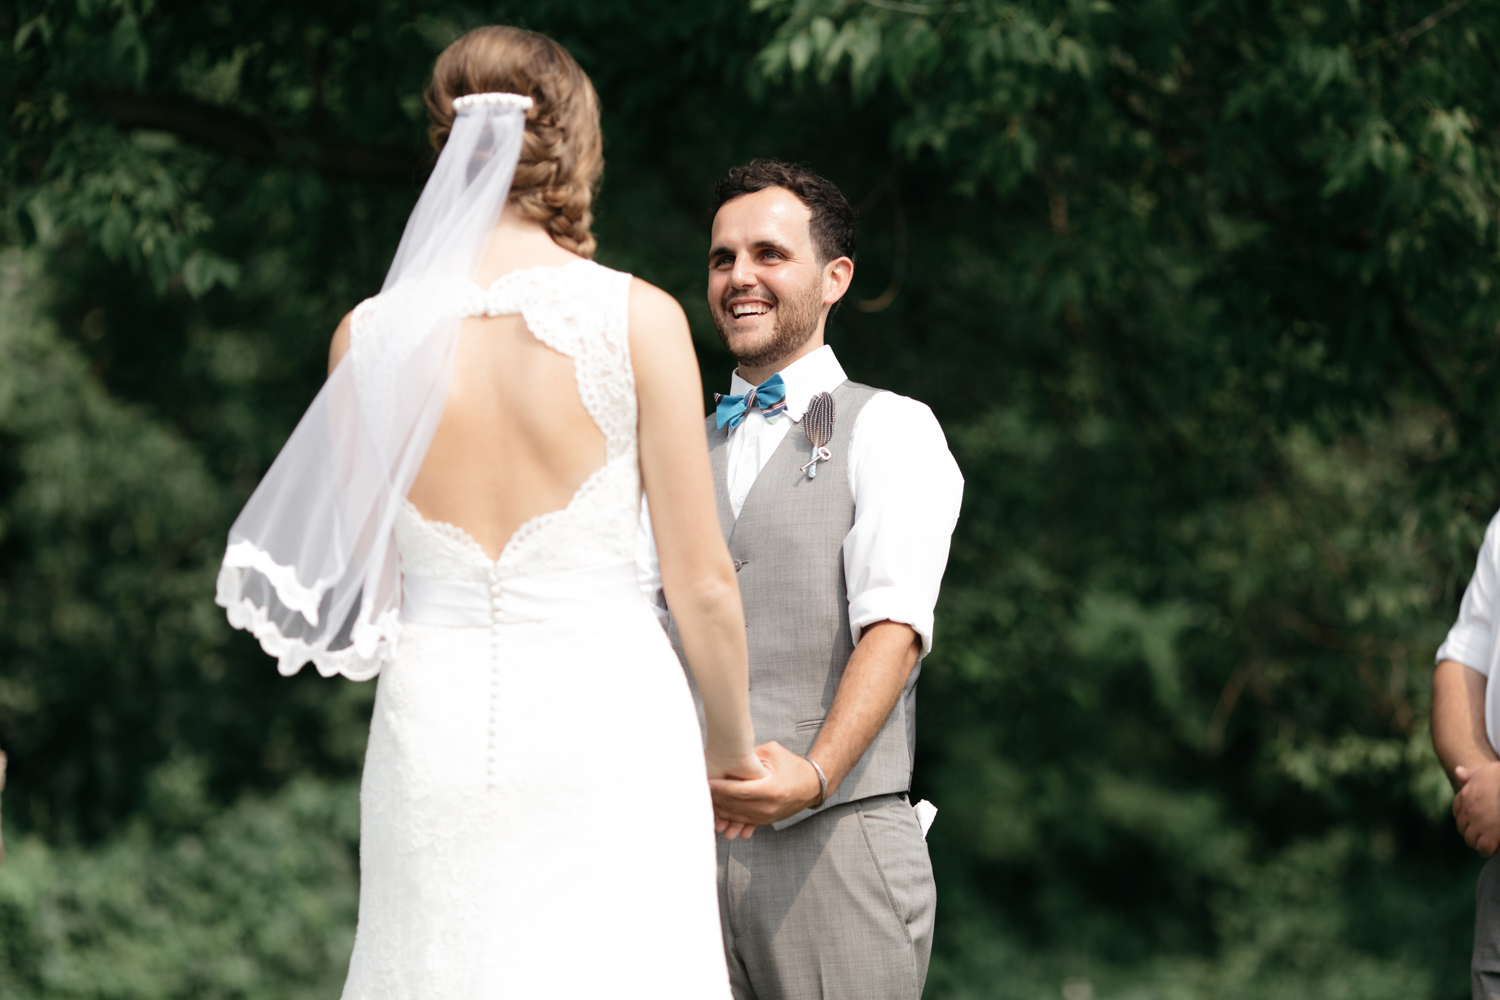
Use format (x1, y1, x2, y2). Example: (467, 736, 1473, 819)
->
(629, 278, 762, 781)
(328, 312, 353, 375)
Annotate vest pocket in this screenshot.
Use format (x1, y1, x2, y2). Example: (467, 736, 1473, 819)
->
(794, 717, 825, 732)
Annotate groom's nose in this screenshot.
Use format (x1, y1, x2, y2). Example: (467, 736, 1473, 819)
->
(730, 253, 759, 288)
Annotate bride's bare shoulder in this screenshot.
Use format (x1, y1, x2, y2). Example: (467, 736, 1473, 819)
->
(626, 278, 698, 393)
(627, 277, 689, 342)
(328, 310, 355, 375)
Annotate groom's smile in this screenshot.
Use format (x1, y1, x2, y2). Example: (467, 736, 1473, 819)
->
(728, 299, 773, 319)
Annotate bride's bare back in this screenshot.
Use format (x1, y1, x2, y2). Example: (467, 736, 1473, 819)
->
(412, 215, 602, 557)
(333, 213, 605, 559)
(407, 309, 605, 559)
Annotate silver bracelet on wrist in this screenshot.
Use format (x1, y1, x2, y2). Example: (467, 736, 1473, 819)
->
(801, 754, 829, 808)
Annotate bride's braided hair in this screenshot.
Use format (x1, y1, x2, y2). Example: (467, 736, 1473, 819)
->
(424, 26, 603, 258)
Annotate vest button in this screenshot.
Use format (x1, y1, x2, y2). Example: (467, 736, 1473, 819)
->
(733, 559, 746, 572)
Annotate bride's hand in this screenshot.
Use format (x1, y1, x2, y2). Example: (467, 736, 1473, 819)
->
(705, 749, 768, 783)
(705, 750, 766, 841)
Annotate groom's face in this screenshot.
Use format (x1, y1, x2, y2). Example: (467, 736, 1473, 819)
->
(707, 187, 827, 371)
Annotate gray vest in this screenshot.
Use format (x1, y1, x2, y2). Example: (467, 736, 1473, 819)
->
(668, 380, 918, 830)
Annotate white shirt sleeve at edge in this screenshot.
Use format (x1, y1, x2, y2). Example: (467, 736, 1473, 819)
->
(844, 392, 965, 657)
(1437, 509, 1500, 676)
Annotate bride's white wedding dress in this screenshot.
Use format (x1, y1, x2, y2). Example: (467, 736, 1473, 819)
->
(337, 259, 730, 998)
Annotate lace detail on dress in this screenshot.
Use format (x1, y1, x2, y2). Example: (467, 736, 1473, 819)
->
(391, 260, 641, 583)
(393, 501, 493, 583)
(460, 259, 637, 462)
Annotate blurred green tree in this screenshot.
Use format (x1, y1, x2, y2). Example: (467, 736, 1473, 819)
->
(3, 1, 1499, 997)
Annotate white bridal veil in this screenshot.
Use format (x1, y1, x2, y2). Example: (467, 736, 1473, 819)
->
(216, 92, 533, 679)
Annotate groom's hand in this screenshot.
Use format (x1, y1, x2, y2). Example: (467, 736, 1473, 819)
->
(709, 740, 824, 829)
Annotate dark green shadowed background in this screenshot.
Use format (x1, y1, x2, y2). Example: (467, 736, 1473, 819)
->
(2, 1, 1498, 996)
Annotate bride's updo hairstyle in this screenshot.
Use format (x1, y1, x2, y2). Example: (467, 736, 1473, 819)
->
(424, 26, 603, 258)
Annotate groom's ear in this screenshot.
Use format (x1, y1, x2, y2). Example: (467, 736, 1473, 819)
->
(822, 255, 855, 309)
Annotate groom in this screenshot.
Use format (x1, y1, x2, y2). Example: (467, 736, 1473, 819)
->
(647, 159, 963, 1000)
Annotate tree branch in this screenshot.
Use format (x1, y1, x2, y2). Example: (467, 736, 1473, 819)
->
(1355, 0, 1477, 58)
(1399, 0, 1475, 48)
(88, 90, 427, 186)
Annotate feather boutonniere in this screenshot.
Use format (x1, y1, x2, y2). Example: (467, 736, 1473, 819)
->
(800, 392, 835, 478)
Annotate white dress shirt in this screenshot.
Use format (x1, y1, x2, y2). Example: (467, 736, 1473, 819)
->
(1438, 509, 1500, 753)
(638, 345, 964, 655)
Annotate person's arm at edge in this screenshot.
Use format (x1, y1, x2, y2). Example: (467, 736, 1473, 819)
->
(1436, 659, 1500, 856)
(1434, 660, 1496, 787)
(1435, 515, 1500, 856)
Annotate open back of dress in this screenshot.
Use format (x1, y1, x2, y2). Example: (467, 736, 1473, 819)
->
(378, 258, 642, 581)
(406, 265, 607, 560)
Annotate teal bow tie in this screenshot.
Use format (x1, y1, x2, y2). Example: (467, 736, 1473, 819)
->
(714, 373, 788, 430)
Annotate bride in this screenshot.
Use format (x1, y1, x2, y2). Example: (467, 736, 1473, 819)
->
(215, 25, 763, 998)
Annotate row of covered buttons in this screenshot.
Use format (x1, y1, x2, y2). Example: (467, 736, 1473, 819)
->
(487, 570, 504, 788)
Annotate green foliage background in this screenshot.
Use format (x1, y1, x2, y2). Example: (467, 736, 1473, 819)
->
(2, 0, 1497, 996)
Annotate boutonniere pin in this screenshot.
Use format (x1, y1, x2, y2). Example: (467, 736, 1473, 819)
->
(800, 391, 835, 478)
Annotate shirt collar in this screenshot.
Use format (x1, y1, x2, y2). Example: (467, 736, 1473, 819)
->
(727, 345, 847, 423)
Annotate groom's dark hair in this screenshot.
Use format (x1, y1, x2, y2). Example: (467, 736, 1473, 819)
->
(714, 160, 856, 266)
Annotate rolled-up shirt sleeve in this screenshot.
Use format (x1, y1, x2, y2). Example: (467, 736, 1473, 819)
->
(1437, 511, 1500, 675)
(843, 392, 964, 656)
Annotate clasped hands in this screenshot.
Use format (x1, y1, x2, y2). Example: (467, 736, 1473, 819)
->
(1454, 761, 1500, 856)
(707, 740, 825, 841)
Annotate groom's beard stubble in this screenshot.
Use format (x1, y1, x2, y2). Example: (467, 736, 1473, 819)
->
(712, 280, 823, 372)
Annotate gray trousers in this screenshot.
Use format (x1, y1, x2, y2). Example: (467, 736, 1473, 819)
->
(1477, 856, 1500, 998)
(717, 792, 936, 1000)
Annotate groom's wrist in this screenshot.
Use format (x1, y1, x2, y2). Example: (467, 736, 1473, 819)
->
(800, 754, 828, 808)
